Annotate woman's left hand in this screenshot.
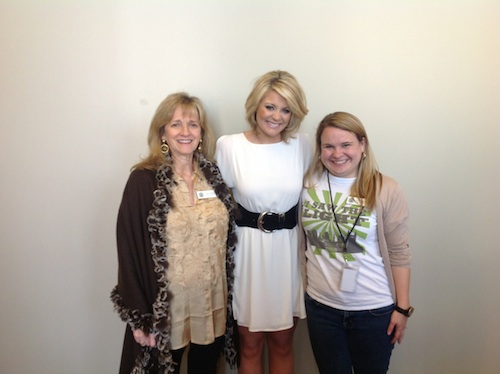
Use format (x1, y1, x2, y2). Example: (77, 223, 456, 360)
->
(387, 311, 408, 344)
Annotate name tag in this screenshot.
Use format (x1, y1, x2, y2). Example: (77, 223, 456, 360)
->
(340, 266, 359, 293)
(196, 190, 216, 199)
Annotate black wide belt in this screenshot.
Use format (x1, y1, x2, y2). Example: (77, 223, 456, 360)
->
(235, 203, 298, 233)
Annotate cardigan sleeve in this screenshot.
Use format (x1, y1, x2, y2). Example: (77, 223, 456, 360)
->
(379, 176, 411, 268)
(111, 168, 159, 331)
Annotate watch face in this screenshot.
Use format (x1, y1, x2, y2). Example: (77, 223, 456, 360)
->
(407, 307, 414, 317)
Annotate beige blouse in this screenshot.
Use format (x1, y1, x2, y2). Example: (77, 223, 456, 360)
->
(166, 171, 229, 349)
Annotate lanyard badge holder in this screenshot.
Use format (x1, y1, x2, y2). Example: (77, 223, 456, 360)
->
(328, 175, 364, 293)
(339, 235, 363, 292)
(340, 264, 359, 292)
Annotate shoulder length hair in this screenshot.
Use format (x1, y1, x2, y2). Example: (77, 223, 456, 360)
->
(304, 112, 381, 210)
(133, 92, 215, 171)
(245, 70, 308, 143)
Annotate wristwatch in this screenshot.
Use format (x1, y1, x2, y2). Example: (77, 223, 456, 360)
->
(395, 305, 414, 317)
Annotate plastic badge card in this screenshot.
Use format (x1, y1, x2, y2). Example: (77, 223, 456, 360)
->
(340, 266, 359, 292)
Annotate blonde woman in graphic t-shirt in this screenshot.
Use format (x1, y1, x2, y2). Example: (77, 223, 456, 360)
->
(301, 112, 412, 374)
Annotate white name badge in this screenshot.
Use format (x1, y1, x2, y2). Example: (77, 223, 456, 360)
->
(340, 266, 359, 293)
(196, 190, 216, 199)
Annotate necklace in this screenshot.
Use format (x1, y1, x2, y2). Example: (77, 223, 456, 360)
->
(326, 173, 364, 256)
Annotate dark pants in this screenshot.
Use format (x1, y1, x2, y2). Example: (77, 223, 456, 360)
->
(170, 336, 224, 374)
(305, 293, 395, 374)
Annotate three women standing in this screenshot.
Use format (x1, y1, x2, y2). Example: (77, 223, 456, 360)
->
(111, 81, 411, 374)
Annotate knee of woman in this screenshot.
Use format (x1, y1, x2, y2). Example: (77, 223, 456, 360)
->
(266, 334, 294, 355)
(240, 337, 265, 357)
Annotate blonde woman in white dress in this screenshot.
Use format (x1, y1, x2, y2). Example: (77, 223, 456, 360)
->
(216, 71, 312, 374)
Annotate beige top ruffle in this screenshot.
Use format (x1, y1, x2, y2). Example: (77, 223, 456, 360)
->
(166, 171, 229, 349)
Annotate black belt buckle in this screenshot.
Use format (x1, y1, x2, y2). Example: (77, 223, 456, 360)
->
(257, 211, 275, 233)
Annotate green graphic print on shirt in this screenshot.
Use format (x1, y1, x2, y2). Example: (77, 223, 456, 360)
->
(302, 187, 372, 262)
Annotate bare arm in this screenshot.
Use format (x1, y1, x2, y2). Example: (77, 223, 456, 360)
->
(387, 266, 411, 344)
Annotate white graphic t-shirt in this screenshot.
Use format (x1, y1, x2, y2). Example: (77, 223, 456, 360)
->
(301, 172, 392, 311)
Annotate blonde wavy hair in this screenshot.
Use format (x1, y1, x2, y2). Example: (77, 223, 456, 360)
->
(304, 112, 381, 210)
(245, 70, 308, 143)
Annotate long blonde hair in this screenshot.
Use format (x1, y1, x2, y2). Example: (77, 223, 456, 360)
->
(245, 70, 308, 143)
(133, 92, 215, 171)
(304, 112, 381, 210)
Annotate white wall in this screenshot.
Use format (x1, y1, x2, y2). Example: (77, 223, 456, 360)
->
(1, 1, 499, 373)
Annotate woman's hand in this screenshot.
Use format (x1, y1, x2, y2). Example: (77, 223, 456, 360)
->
(390, 266, 411, 344)
(387, 311, 408, 344)
(132, 329, 156, 347)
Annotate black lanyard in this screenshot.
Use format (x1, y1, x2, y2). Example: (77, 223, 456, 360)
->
(327, 173, 364, 253)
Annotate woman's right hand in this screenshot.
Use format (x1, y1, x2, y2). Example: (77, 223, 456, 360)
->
(132, 329, 156, 347)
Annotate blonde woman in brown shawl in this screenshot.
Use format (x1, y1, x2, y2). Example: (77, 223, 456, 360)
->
(111, 92, 237, 374)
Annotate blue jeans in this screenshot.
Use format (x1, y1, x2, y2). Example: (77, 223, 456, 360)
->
(305, 293, 395, 374)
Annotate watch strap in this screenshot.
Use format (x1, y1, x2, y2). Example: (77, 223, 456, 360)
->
(395, 305, 414, 317)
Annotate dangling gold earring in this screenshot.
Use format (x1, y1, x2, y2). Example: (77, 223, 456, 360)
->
(198, 139, 203, 153)
(363, 152, 367, 159)
(160, 139, 169, 155)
